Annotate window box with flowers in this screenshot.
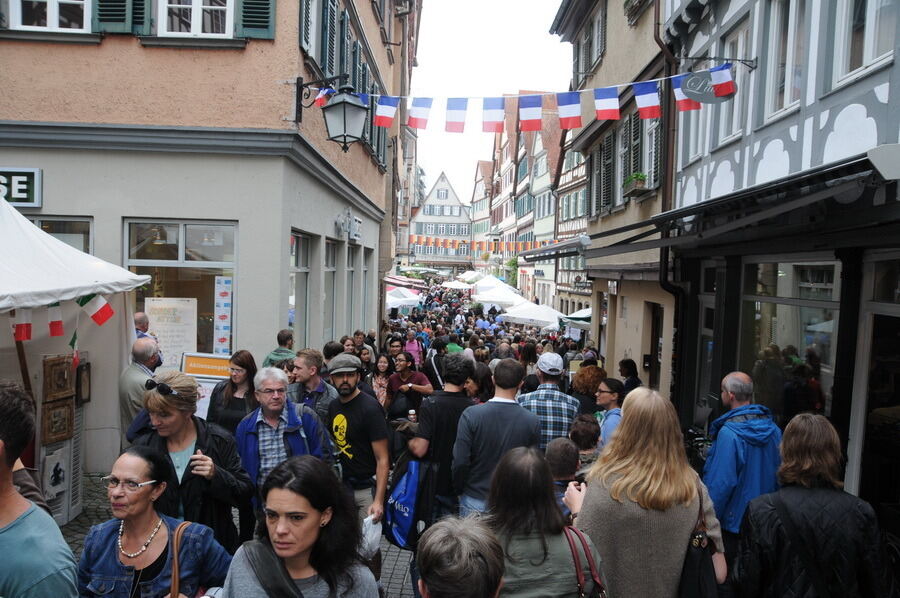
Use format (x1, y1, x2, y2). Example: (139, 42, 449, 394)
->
(623, 172, 649, 198)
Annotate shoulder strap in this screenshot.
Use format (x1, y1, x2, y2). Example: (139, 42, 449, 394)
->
(569, 526, 608, 598)
(773, 494, 834, 598)
(563, 526, 587, 596)
(243, 540, 306, 598)
(170, 521, 191, 598)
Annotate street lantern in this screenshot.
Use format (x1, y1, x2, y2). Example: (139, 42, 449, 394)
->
(322, 86, 369, 153)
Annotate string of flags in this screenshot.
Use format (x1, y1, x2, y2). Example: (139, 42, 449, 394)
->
(409, 235, 561, 253)
(314, 64, 737, 132)
(10, 294, 114, 342)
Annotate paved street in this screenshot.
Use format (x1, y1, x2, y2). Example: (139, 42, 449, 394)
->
(62, 474, 416, 597)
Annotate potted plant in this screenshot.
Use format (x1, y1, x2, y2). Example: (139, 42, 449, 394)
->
(623, 172, 648, 197)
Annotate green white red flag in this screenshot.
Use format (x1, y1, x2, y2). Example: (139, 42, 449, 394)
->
(76, 294, 114, 326)
(69, 330, 79, 370)
(13, 309, 32, 341)
(48, 302, 64, 337)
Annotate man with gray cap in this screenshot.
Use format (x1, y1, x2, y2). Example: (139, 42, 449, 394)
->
(517, 352, 580, 450)
(326, 353, 390, 523)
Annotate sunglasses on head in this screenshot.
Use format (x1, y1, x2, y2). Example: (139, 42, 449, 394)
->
(145, 378, 180, 396)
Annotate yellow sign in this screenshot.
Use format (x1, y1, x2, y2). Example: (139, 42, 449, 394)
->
(181, 353, 231, 379)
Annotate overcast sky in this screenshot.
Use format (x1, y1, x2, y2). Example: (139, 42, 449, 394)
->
(410, 1, 572, 204)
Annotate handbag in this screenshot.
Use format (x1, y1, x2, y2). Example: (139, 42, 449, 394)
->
(773, 493, 835, 598)
(169, 521, 191, 598)
(563, 526, 608, 598)
(678, 484, 718, 598)
(243, 539, 306, 598)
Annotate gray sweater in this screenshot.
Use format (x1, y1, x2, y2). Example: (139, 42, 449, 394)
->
(216, 545, 378, 598)
(576, 476, 724, 598)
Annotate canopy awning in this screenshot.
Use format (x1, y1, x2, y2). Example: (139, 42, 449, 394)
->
(472, 286, 527, 309)
(441, 280, 472, 289)
(520, 234, 590, 263)
(561, 307, 592, 330)
(383, 275, 428, 290)
(0, 197, 150, 312)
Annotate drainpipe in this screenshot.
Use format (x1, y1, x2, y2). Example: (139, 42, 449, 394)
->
(653, 0, 685, 401)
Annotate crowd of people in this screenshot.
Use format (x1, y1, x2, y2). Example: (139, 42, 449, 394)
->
(0, 290, 896, 597)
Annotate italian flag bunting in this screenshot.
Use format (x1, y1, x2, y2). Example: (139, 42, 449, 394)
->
(13, 309, 32, 341)
(48, 302, 64, 337)
(76, 294, 114, 326)
(69, 330, 79, 370)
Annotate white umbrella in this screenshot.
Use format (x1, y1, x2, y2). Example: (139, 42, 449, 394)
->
(472, 286, 527, 309)
(441, 280, 472, 289)
(502, 303, 567, 328)
(457, 270, 483, 283)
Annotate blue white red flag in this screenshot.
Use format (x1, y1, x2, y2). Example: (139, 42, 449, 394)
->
(672, 74, 701, 112)
(314, 87, 335, 107)
(407, 97, 432, 129)
(482, 97, 505, 133)
(518, 95, 543, 131)
(593, 87, 620, 120)
(445, 98, 467, 132)
(632, 81, 661, 119)
(556, 91, 582, 129)
(374, 96, 400, 127)
(710, 63, 736, 96)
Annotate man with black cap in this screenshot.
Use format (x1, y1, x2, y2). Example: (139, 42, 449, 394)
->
(326, 353, 390, 523)
(517, 352, 580, 450)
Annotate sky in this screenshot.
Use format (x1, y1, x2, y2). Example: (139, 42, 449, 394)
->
(411, 0, 572, 204)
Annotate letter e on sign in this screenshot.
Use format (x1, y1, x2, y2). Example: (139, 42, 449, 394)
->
(0, 168, 42, 207)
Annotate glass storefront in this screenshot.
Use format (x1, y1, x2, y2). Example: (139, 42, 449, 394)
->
(288, 233, 311, 346)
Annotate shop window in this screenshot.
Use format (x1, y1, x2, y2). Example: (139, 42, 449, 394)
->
(872, 259, 900, 303)
(29, 218, 91, 254)
(126, 220, 236, 358)
(289, 233, 311, 346)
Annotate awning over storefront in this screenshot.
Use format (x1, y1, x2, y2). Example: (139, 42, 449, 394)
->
(520, 234, 590, 263)
(383, 275, 428, 290)
(584, 157, 873, 260)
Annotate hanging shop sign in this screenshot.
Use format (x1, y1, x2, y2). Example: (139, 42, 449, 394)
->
(681, 72, 737, 104)
(1, 168, 42, 207)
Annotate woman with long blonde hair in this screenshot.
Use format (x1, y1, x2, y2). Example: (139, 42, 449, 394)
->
(564, 387, 726, 597)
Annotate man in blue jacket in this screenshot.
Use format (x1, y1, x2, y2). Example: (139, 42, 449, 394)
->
(235, 367, 332, 507)
(703, 371, 781, 596)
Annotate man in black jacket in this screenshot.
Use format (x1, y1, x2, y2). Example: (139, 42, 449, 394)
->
(422, 338, 447, 391)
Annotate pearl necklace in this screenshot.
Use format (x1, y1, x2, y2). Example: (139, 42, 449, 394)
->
(118, 518, 163, 558)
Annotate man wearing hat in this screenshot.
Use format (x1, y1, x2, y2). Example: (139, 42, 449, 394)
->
(326, 353, 390, 523)
(517, 352, 580, 450)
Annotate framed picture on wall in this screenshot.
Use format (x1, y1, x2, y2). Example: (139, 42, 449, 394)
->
(75, 363, 91, 406)
(43, 355, 74, 402)
(41, 399, 74, 445)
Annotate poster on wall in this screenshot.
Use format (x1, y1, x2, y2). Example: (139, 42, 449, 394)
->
(213, 276, 233, 356)
(146, 297, 198, 370)
(194, 377, 221, 420)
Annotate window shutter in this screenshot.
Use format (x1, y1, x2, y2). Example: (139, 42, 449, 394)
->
(300, 0, 313, 51)
(320, 0, 338, 75)
(590, 147, 602, 215)
(582, 23, 593, 67)
(601, 132, 614, 212)
(131, 0, 149, 34)
(351, 41, 361, 90)
(339, 10, 352, 78)
(650, 120, 662, 189)
(598, 6, 607, 59)
(92, 0, 131, 33)
(236, 0, 275, 39)
(572, 40, 581, 84)
(631, 112, 643, 176)
(620, 116, 632, 181)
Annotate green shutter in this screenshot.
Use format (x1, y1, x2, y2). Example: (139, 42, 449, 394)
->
(93, 0, 131, 33)
(351, 41, 361, 90)
(631, 112, 642, 176)
(236, 0, 275, 38)
(131, 0, 149, 34)
(300, 0, 313, 51)
(320, 0, 338, 76)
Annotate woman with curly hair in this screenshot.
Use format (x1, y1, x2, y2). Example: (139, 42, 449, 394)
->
(569, 365, 607, 415)
(220, 456, 377, 597)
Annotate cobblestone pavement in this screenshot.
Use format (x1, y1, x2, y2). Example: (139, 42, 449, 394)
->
(61, 474, 416, 597)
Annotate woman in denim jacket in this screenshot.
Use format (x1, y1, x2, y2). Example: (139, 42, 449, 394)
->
(77, 446, 231, 597)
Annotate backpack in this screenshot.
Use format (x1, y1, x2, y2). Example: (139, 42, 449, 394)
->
(383, 449, 438, 550)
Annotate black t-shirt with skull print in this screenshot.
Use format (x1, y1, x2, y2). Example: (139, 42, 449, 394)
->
(327, 391, 389, 485)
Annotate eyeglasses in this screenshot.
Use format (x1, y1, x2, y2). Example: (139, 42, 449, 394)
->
(394, 358, 407, 363)
(257, 388, 287, 396)
(596, 389, 615, 395)
(101, 475, 157, 492)
(228, 367, 246, 374)
(145, 379, 179, 396)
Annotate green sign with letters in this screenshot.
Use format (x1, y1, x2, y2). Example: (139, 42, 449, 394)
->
(0, 168, 42, 207)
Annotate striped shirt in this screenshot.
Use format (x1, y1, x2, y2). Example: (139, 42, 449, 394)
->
(518, 384, 580, 450)
(255, 408, 289, 486)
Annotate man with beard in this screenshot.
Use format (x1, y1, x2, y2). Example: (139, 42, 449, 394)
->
(326, 353, 390, 523)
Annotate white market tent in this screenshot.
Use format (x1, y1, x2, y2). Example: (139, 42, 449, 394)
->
(472, 285, 527, 309)
(472, 274, 516, 294)
(457, 270, 484, 283)
(441, 280, 472, 290)
(561, 307, 592, 330)
(502, 302, 566, 328)
(0, 199, 150, 312)
(385, 286, 422, 310)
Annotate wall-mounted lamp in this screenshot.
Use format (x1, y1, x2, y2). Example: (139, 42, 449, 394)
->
(295, 75, 369, 153)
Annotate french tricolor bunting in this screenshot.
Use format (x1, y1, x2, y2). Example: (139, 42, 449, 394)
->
(672, 74, 701, 112)
(482, 97, 505, 133)
(518, 95, 543, 131)
(407, 97, 432, 129)
(374, 96, 400, 127)
(445, 98, 467, 132)
(593, 87, 620, 120)
(710, 63, 736, 97)
(632, 81, 661, 119)
(314, 88, 335, 107)
(556, 91, 582, 129)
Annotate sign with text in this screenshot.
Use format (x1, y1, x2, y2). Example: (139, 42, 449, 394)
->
(0, 168, 42, 207)
(681, 72, 736, 104)
(181, 352, 231, 379)
(145, 297, 197, 370)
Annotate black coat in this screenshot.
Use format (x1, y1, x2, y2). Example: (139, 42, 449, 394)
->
(734, 485, 897, 598)
(133, 416, 253, 554)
